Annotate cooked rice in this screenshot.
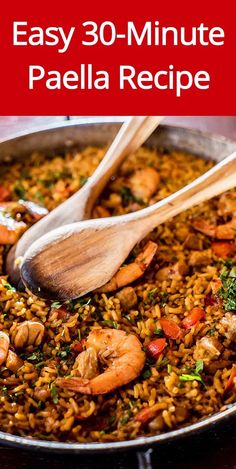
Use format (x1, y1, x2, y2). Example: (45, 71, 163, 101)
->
(0, 145, 235, 442)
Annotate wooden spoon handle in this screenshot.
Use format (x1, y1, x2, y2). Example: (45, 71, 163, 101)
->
(131, 151, 236, 237)
(75, 116, 164, 217)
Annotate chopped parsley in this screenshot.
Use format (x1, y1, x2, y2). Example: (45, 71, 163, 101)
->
(21, 350, 45, 364)
(219, 262, 236, 311)
(120, 416, 129, 425)
(57, 344, 71, 359)
(119, 187, 135, 205)
(207, 328, 216, 336)
(147, 288, 158, 305)
(4, 282, 16, 292)
(34, 191, 45, 203)
(156, 357, 169, 369)
(51, 301, 63, 309)
(142, 369, 152, 379)
(179, 360, 205, 387)
(13, 184, 25, 199)
(67, 297, 91, 311)
(154, 328, 164, 338)
(159, 292, 169, 307)
(80, 175, 88, 186)
(102, 320, 119, 329)
(50, 383, 59, 404)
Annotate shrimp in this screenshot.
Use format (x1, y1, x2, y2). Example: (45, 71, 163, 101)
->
(0, 331, 10, 366)
(128, 167, 160, 201)
(192, 218, 236, 240)
(97, 241, 157, 292)
(0, 200, 48, 221)
(56, 328, 145, 395)
(218, 192, 236, 216)
(0, 208, 26, 244)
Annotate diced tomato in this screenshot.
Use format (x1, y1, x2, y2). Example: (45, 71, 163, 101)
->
(0, 186, 10, 202)
(212, 241, 236, 259)
(182, 307, 205, 330)
(135, 407, 156, 424)
(159, 318, 182, 340)
(73, 339, 86, 353)
(224, 364, 236, 394)
(146, 338, 166, 360)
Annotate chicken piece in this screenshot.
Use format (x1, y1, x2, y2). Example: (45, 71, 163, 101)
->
(193, 336, 223, 364)
(183, 233, 203, 250)
(34, 387, 51, 402)
(6, 350, 23, 372)
(10, 320, 45, 349)
(189, 250, 212, 266)
(156, 260, 188, 282)
(128, 167, 160, 201)
(148, 415, 165, 432)
(73, 347, 99, 379)
(220, 313, 236, 341)
(115, 287, 138, 310)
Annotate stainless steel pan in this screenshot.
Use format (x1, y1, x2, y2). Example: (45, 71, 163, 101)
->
(0, 118, 236, 455)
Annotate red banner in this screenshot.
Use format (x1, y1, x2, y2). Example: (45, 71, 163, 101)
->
(0, 0, 235, 115)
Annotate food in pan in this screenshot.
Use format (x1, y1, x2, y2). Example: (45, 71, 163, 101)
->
(0, 146, 235, 442)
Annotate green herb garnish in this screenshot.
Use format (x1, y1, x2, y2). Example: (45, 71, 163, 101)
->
(13, 184, 25, 199)
(180, 360, 205, 387)
(159, 292, 169, 307)
(120, 416, 129, 425)
(80, 175, 88, 186)
(147, 288, 158, 304)
(50, 383, 59, 404)
(156, 357, 169, 369)
(57, 344, 71, 359)
(119, 187, 135, 205)
(219, 262, 236, 311)
(51, 301, 63, 309)
(4, 282, 16, 292)
(22, 350, 45, 364)
(68, 297, 91, 311)
(207, 328, 216, 335)
(154, 328, 164, 338)
(142, 369, 152, 379)
(102, 320, 119, 329)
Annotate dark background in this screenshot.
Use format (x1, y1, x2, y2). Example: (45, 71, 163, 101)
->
(0, 116, 236, 468)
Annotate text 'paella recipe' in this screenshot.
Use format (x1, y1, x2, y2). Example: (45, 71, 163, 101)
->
(13, 20, 225, 97)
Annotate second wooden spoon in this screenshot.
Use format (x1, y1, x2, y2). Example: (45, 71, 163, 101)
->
(20, 151, 236, 300)
(6, 116, 163, 284)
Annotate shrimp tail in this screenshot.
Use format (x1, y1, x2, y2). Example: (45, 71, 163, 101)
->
(98, 241, 157, 293)
(56, 377, 91, 394)
(136, 240, 158, 271)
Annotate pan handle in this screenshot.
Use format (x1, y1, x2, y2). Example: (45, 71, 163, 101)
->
(137, 449, 153, 469)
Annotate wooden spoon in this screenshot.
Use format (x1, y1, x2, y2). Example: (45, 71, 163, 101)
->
(20, 151, 236, 300)
(6, 116, 164, 285)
